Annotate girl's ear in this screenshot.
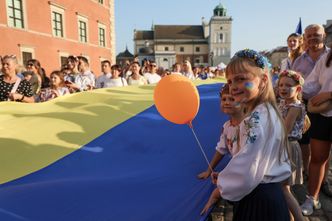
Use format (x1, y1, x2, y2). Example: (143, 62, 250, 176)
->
(259, 73, 268, 89)
(296, 86, 302, 92)
(261, 74, 268, 83)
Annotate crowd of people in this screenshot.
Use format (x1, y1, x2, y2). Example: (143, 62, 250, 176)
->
(0, 53, 226, 103)
(1, 23, 332, 220)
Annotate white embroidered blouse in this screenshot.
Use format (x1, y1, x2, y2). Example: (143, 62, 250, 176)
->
(217, 103, 291, 201)
(215, 120, 240, 156)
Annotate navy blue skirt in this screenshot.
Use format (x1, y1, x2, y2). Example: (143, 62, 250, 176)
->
(232, 183, 290, 221)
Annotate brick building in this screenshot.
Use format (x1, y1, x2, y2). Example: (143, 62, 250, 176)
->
(0, 0, 115, 75)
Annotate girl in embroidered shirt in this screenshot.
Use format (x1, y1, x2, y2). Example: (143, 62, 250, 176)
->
(278, 70, 306, 221)
(39, 70, 70, 102)
(197, 83, 244, 179)
(201, 49, 292, 221)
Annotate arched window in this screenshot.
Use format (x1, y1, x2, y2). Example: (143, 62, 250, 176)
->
(219, 33, 223, 42)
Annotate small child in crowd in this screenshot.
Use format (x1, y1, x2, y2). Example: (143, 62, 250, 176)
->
(39, 70, 70, 102)
(197, 83, 244, 179)
(278, 70, 306, 221)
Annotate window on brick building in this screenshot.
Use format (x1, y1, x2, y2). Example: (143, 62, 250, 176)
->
(60, 56, 68, 68)
(99, 27, 106, 47)
(50, 4, 65, 37)
(79, 20, 88, 42)
(52, 11, 64, 37)
(98, 0, 104, 4)
(7, 0, 25, 28)
(22, 52, 32, 65)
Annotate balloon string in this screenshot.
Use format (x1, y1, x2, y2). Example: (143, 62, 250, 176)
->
(189, 126, 214, 173)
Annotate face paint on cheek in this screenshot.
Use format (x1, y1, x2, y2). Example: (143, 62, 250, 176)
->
(289, 87, 296, 93)
(245, 82, 254, 90)
(233, 102, 241, 108)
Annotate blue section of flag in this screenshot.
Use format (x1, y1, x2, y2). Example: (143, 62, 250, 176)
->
(295, 17, 302, 35)
(0, 83, 231, 221)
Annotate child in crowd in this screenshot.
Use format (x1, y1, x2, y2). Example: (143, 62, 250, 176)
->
(201, 49, 291, 221)
(278, 70, 306, 221)
(39, 70, 70, 102)
(22, 71, 34, 82)
(197, 83, 244, 179)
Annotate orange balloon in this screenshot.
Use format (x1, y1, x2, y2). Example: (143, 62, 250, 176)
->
(154, 74, 200, 125)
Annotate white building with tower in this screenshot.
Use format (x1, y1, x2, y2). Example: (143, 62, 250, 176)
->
(132, 3, 232, 69)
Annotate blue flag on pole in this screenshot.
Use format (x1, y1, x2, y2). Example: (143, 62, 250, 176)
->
(295, 17, 302, 35)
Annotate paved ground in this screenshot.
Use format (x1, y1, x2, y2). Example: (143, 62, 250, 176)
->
(208, 159, 332, 221)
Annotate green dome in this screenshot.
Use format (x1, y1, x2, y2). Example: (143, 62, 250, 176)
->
(214, 3, 226, 10)
(214, 3, 227, 16)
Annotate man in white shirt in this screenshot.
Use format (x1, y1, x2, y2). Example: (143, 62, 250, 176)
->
(96, 60, 112, 88)
(66, 56, 95, 92)
(143, 61, 161, 84)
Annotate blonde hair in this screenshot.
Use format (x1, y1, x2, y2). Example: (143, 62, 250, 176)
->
(182, 60, 193, 73)
(226, 55, 291, 164)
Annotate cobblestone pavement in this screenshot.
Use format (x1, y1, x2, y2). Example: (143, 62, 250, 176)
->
(208, 159, 332, 221)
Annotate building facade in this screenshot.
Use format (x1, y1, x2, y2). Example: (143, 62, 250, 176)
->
(0, 0, 115, 75)
(133, 3, 232, 69)
(261, 46, 288, 69)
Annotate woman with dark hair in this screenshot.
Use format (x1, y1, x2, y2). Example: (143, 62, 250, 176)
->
(0, 55, 34, 102)
(108, 64, 128, 87)
(300, 49, 332, 216)
(26, 59, 49, 94)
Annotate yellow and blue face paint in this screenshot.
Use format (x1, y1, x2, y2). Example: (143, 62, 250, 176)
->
(245, 82, 254, 90)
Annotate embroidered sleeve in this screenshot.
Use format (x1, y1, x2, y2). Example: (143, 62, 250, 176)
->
(243, 111, 260, 144)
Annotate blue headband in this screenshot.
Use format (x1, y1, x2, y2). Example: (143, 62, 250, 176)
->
(235, 49, 266, 69)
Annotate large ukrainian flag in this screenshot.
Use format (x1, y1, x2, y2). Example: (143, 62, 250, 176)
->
(0, 80, 228, 221)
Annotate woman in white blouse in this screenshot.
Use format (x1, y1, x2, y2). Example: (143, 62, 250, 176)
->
(127, 62, 147, 86)
(300, 50, 332, 216)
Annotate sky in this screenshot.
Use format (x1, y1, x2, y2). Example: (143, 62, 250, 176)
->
(115, 0, 331, 56)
